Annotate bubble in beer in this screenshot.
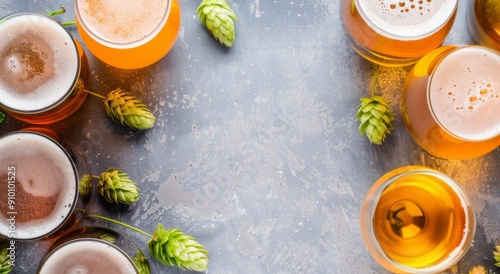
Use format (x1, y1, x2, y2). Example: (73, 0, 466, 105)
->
(356, 0, 458, 39)
(0, 13, 79, 112)
(428, 46, 500, 141)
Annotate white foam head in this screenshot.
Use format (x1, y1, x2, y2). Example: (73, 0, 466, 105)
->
(355, 0, 458, 40)
(75, 0, 170, 47)
(428, 46, 500, 141)
(0, 131, 77, 240)
(0, 13, 79, 113)
(38, 239, 138, 274)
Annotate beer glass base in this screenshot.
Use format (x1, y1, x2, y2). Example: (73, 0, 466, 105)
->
(347, 37, 421, 67)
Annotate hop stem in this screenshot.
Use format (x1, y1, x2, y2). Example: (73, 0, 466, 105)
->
(47, 7, 66, 17)
(371, 66, 380, 98)
(86, 213, 154, 238)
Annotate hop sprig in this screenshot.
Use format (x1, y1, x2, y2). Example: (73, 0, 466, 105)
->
(97, 168, 140, 205)
(198, 0, 238, 47)
(85, 214, 209, 272)
(0, 245, 12, 274)
(148, 224, 209, 272)
(356, 68, 394, 145)
(103, 88, 156, 130)
(79, 80, 156, 130)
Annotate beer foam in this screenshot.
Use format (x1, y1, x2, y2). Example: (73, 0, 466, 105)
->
(0, 132, 77, 240)
(38, 239, 138, 274)
(0, 13, 79, 112)
(428, 46, 500, 141)
(76, 0, 169, 46)
(356, 0, 458, 40)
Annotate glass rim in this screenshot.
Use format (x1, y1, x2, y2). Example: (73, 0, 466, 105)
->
(0, 12, 81, 114)
(361, 166, 476, 273)
(426, 45, 500, 142)
(353, 0, 458, 41)
(0, 131, 79, 241)
(74, 0, 172, 49)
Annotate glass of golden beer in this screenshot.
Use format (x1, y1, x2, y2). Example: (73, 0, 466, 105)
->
(402, 45, 500, 159)
(467, 0, 500, 51)
(360, 166, 475, 273)
(341, 0, 458, 66)
(0, 131, 79, 240)
(0, 13, 90, 125)
(74, 0, 181, 69)
(37, 226, 141, 273)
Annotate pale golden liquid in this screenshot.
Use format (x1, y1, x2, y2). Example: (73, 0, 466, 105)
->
(373, 173, 466, 268)
(402, 45, 500, 159)
(341, 0, 457, 65)
(467, 0, 500, 50)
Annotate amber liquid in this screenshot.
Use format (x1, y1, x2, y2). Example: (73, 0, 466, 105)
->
(467, 0, 500, 51)
(341, 0, 457, 66)
(5, 40, 91, 125)
(402, 45, 500, 159)
(373, 172, 466, 268)
(76, 0, 181, 69)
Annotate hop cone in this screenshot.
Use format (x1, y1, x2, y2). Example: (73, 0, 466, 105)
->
(147, 224, 209, 272)
(197, 0, 237, 47)
(494, 242, 500, 266)
(97, 168, 140, 205)
(469, 265, 486, 274)
(104, 88, 156, 130)
(0, 111, 4, 124)
(356, 95, 394, 145)
(0, 246, 12, 274)
(78, 174, 93, 199)
(131, 250, 151, 274)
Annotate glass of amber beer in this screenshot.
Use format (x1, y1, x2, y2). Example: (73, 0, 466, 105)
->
(360, 166, 475, 273)
(341, 0, 458, 66)
(0, 13, 90, 125)
(0, 131, 79, 241)
(402, 45, 500, 159)
(37, 226, 141, 273)
(74, 0, 181, 69)
(467, 0, 500, 51)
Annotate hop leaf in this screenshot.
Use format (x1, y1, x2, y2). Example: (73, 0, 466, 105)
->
(147, 224, 209, 272)
(104, 88, 156, 130)
(78, 174, 93, 198)
(357, 95, 394, 145)
(131, 250, 151, 274)
(0, 245, 12, 274)
(197, 0, 237, 47)
(97, 168, 140, 205)
(469, 265, 487, 274)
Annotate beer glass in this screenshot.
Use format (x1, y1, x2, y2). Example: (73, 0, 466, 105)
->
(402, 45, 500, 159)
(341, 0, 458, 66)
(0, 131, 79, 240)
(37, 226, 140, 273)
(74, 0, 181, 69)
(360, 166, 475, 273)
(466, 0, 500, 51)
(0, 13, 90, 125)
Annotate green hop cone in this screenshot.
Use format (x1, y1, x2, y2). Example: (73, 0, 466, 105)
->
(197, 0, 238, 47)
(97, 168, 140, 205)
(148, 224, 209, 272)
(131, 250, 151, 274)
(356, 95, 394, 145)
(0, 111, 5, 124)
(469, 265, 487, 274)
(494, 241, 500, 266)
(78, 174, 93, 199)
(0, 245, 12, 274)
(104, 88, 156, 130)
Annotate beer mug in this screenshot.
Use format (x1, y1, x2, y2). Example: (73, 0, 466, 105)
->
(0, 13, 90, 125)
(341, 0, 458, 66)
(0, 131, 80, 240)
(360, 166, 475, 273)
(37, 226, 141, 273)
(402, 45, 500, 159)
(466, 0, 500, 51)
(74, 0, 181, 69)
